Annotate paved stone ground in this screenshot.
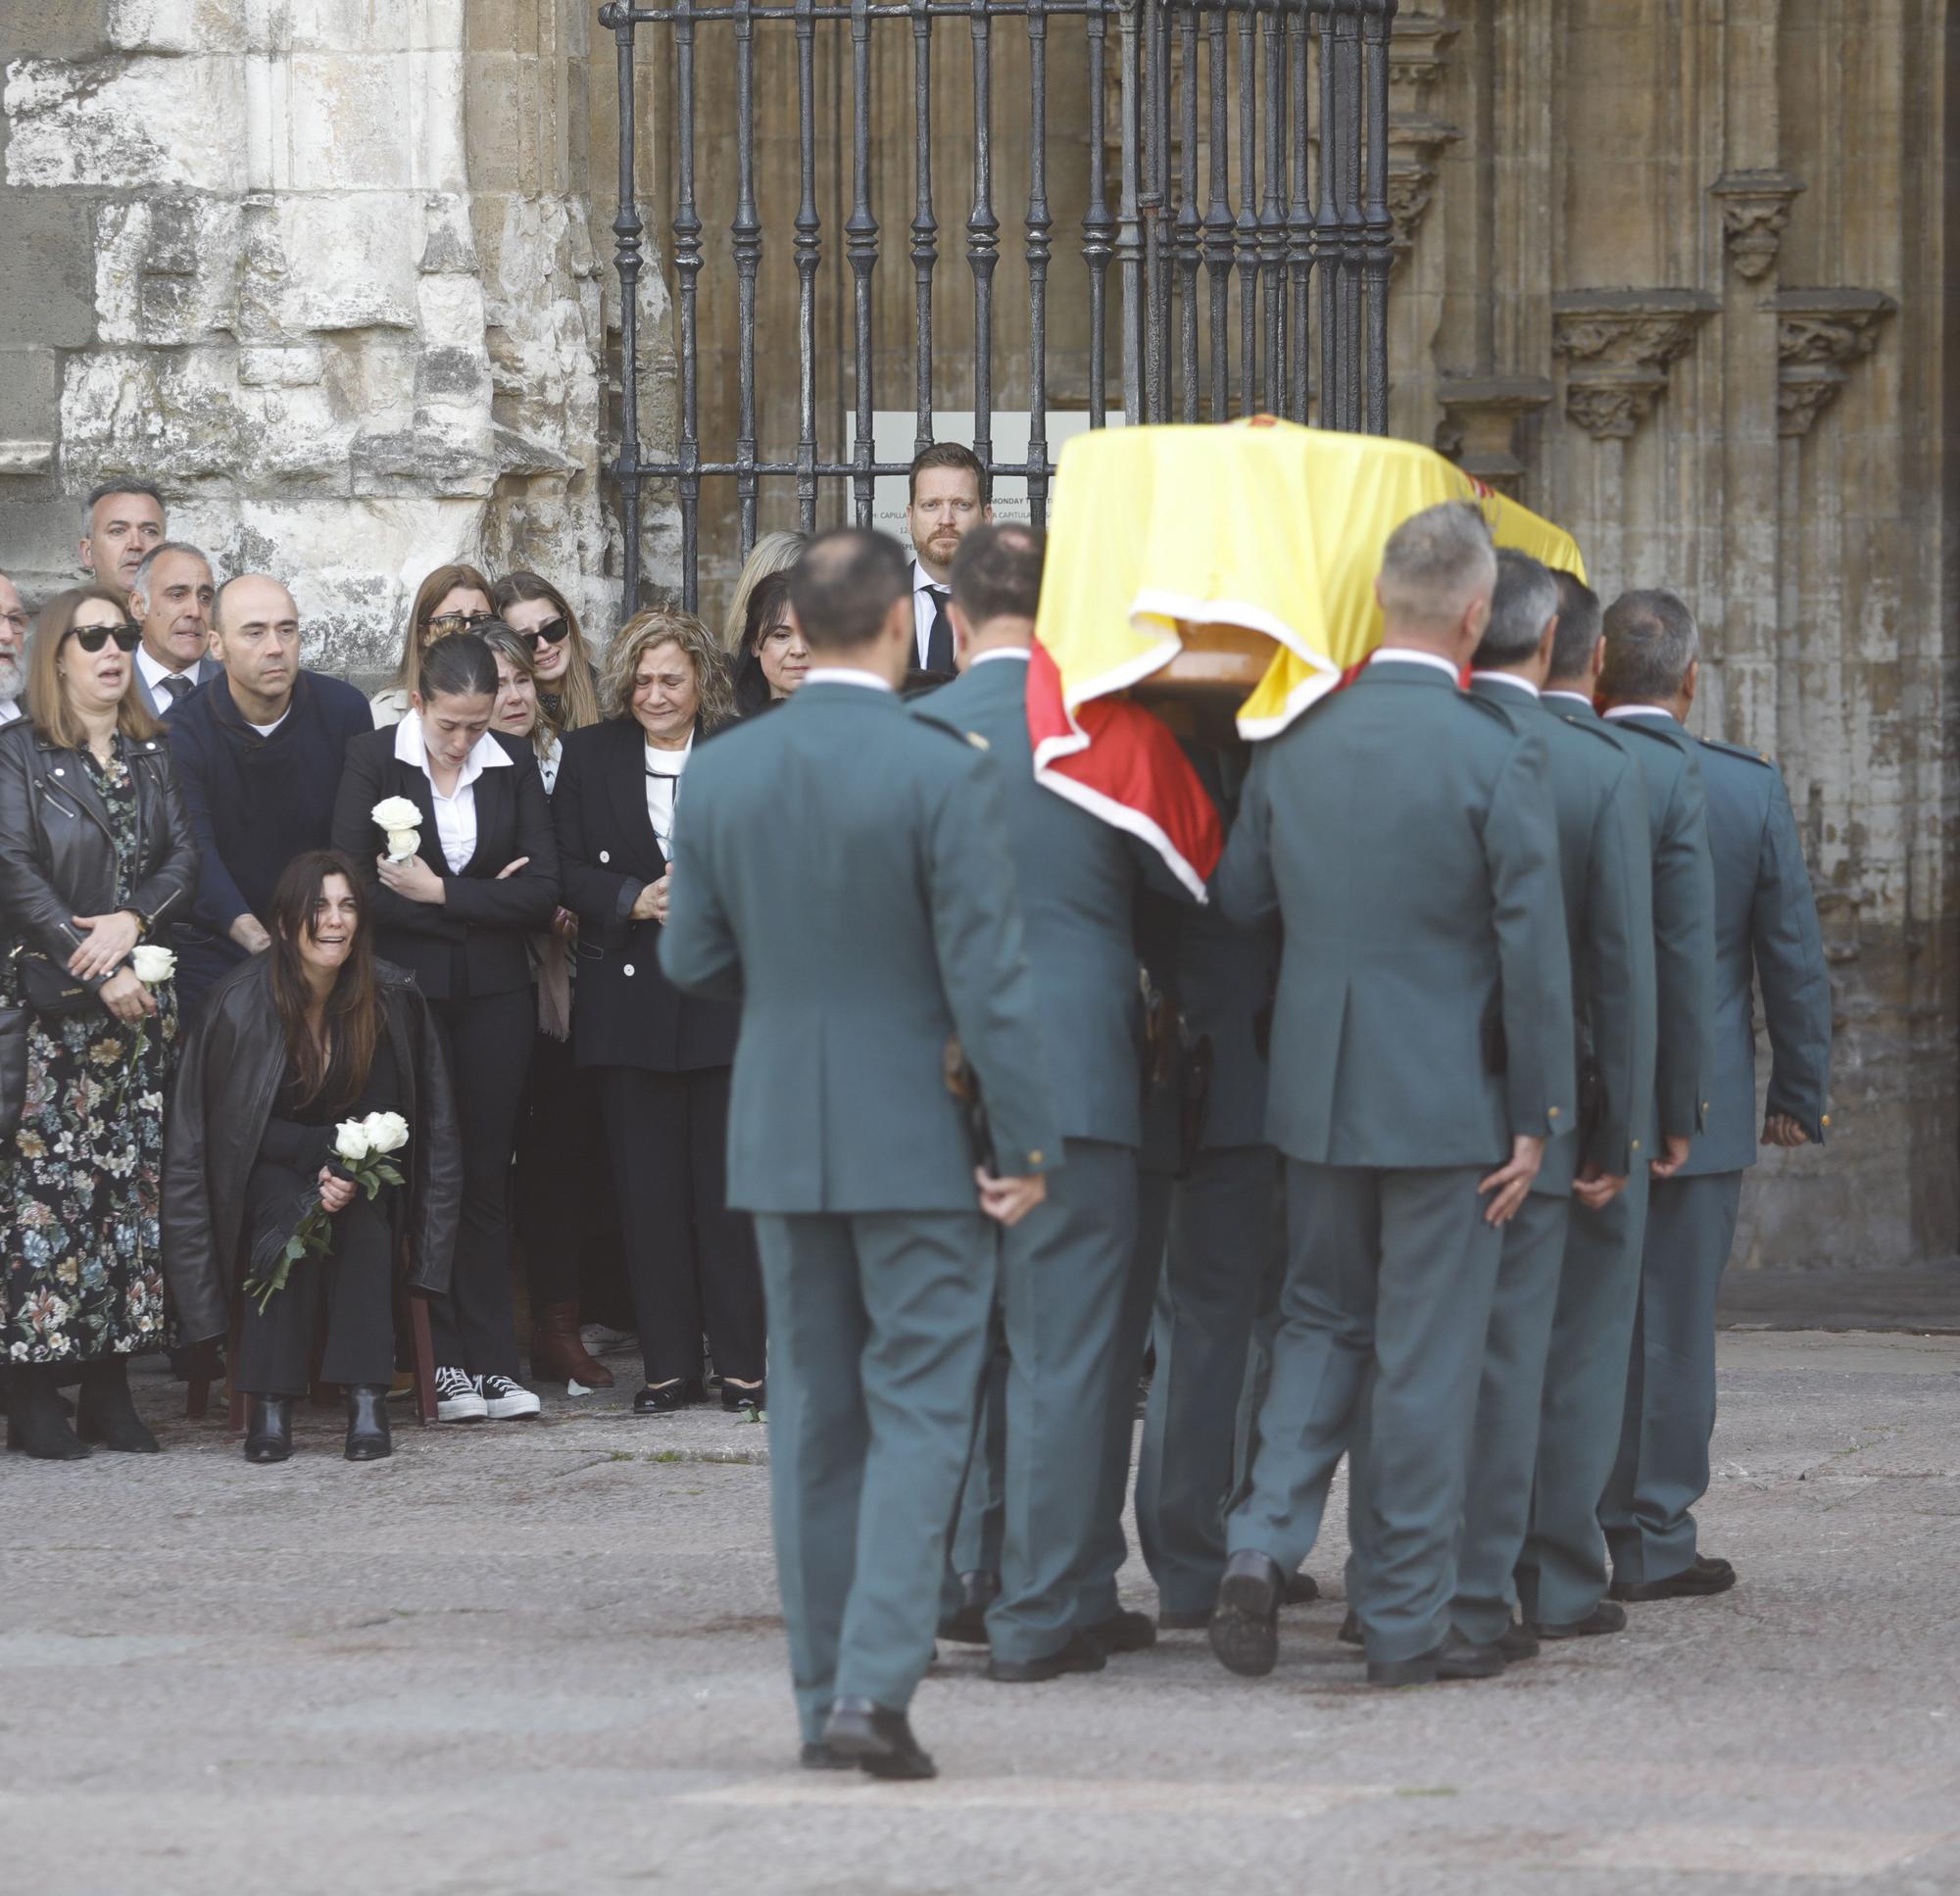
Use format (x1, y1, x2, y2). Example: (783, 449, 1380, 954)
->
(5, 1330, 1957, 1895)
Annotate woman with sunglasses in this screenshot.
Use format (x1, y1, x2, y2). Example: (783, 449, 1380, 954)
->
(369, 562, 497, 730)
(492, 570, 602, 746)
(0, 586, 199, 1459)
(479, 622, 618, 1391)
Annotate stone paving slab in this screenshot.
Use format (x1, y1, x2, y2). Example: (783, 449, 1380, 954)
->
(4, 1332, 1957, 1895)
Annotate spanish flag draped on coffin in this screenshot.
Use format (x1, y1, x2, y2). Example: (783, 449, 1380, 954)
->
(1026, 417, 1587, 896)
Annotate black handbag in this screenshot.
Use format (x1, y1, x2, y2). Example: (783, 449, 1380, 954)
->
(0, 997, 24, 1144)
(16, 947, 97, 1018)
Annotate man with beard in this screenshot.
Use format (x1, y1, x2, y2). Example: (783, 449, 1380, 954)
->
(904, 442, 994, 679)
(0, 570, 26, 722)
(77, 478, 167, 595)
(128, 542, 222, 717)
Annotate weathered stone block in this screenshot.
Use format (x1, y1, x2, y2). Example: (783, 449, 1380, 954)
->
(0, 344, 60, 444)
(3, 52, 244, 192)
(276, 195, 419, 332)
(0, 189, 98, 346)
(284, 52, 417, 192)
(2, 2, 115, 61)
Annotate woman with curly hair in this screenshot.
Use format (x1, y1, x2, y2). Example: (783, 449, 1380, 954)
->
(549, 610, 763, 1414)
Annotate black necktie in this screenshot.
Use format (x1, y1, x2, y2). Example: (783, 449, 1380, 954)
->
(160, 673, 193, 709)
(924, 587, 954, 674)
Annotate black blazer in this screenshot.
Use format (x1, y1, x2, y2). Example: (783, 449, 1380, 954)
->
(331, 725, 560, 1001)
(552, 714, 737, 1072)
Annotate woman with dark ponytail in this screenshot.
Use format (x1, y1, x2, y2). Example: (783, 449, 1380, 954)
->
(330, 633, 561, 1424)
(164, 851, 464, 1463)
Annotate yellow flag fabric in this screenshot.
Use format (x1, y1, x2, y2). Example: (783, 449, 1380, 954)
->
(1032, 417, 1587, 741)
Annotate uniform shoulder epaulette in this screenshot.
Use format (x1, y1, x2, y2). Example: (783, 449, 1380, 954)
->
(1697, 734, 1776, 768)
(910, 703, 980, 747)
(1609, 714, 1689, 750)
(1563, 713, 1634, 754)
(1461, 689, 1523, 732)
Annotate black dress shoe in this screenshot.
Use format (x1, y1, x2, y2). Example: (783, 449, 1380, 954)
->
(633, 1382, 690, 1414)
(5, 1368, 89, 1461)
(1337, 1608, 1363, 1647)
(1368, 1628, 1504, 1687)
(821, 1698, 936, 1780)
(799, 1740, 858, 1771)
(244, 1395, 294, 1463)
(937, 1570, 1000, 1645)
(1496, 1618, 1541, 1662)
(1281, 1570, 1321, 1606)
(987, 1631, 1107, 1682)
(75, 1361, 159, 1453)
(1535, 1600, 1629, 1638)
(1208, 1550, 1282, 1677)
(1609, 1555, 1735, 1602)
(1082, 1608, 1156, 1654)
(1157, 1605, 1211, 1630)
(720, 1380, 765, 1413)
(344, 1385, 392, 1462)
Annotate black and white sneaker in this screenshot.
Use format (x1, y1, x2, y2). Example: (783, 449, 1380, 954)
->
(435, 1367, 487, 1422)
(480, 1374, 541, 1421)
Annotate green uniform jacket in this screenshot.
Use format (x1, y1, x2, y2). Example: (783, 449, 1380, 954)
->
(1471, 678, 1657, 1191)
(1213, 658, 1575, 1168)
(1680, 736, 1832, 1175)
(917, 654, 1170, 1146)
(1588, 705, 1717, 1146)
(659, 678, 1062, 1211)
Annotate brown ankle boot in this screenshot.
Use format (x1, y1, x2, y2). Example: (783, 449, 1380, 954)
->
(529, 1303, 614, 1388)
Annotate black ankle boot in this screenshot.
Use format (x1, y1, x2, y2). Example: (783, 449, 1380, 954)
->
(5, 1364, 90, 1461)
(75, 1357, 160, 1454)
(244, 1395, 294, 1463)
(344, 1385, 392, 1462)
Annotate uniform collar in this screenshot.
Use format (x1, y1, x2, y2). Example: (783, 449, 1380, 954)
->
(970, 646, 1032, 668)
(1366, 648, 1461, 683)
(1470, 669, 1541, 699)
(1602, 705, 1679, 727)
(802, 666, 895, 694)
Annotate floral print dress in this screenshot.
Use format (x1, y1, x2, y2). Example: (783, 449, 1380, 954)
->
(1, 744, 177, 1364)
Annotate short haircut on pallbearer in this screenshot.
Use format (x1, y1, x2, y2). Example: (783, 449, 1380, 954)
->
(950, 522, 1045, 627)
(790, 528, 909, 651)
(1599, 587, 1700, 703)
(1474, 549, 1558, 668)
(1547, 569, 1603, 683)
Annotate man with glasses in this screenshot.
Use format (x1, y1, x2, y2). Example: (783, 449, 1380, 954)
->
(904, 443, 994, 678)
(0, 570, 27, 723)
(128, 542, 222, 718)
(164, 573, 372, 1013)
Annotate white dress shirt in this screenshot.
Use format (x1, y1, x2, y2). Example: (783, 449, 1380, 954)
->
(0, 697, 18, 725)
(971, 646, 1032, 669)
(1602, 705, 1673, 724)
(394, 709, 511, 873)
(1544, 689, 1594, 710)
(1368, 648, 1462, 682)
(136, 645, 199, 717)
(539, 733, 564, 797)
(643, 727, 694, 854)
(909, 559, 952, 669)
(1469, 669, 1541, 700)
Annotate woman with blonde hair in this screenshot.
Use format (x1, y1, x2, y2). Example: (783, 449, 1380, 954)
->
(551, 609, 762, 1413)
(718, 529, 808, 656)
(493, 570, 603, 743)
(369, 562, 496, 728)
(0, 585, 199, 1458)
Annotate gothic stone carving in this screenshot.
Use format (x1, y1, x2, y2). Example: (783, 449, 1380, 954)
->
(1551, 289, 1720, 441)
(1434, 376, 1553, 493)
(1773, 288, 1898, 437)
(1710, 170, 1806, 281)
(1386, 12, 1459, 267)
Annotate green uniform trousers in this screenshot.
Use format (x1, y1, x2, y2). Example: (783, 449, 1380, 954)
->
(754, 1209, 997, 1742)
(1600, 1170, 1743, 1584)
(1228, 1160, 1503, 1663)
(1137, 1145, 1286, 1617)
(1514, 1165, 1649, 1627)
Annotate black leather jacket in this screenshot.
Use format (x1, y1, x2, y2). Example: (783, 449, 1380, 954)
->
(162, 954, 464, 1343)
(0, 717, 199, 993)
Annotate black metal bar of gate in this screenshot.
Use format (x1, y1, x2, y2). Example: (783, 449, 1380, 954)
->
(598, 0, 1397, 618)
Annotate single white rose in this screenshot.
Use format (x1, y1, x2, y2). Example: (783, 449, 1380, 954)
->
(371, 796, 420, 831)
(362, 1110, 410, 1155)
(333, 1119, 372, 1164)
(128, 944, 176, 985)
(384, 827, 420, 862)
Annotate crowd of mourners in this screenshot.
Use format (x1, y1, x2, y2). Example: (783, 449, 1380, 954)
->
(0, 448, 945, 1465)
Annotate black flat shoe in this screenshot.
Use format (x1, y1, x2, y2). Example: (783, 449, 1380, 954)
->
(244, 1395, 293, 1464)
(1368, 1628, 1505, 1687)
(633, 1382, 690, 1415)
(1609, 1555, 1735, 1602)
(1496, 1618, 1541, 1662)
(937, 1569, 1000, 1645)
(1281, 1570, 1321, 1606)
(74, 1360, 159, 1453)
(799, 1740, 858, 1771)
(720, 1380, 765, 1413)
(1208, 1550, 1282, 1677)
(1535, 1600, 1629, 1638)
(1337, 1608, 1363, 1647)
(822, 1697, 936, 1780)
(1082, 1608, 1156, 1654)
(344, 1385, 392, 1462)
(986, 1631, 1107, 1683)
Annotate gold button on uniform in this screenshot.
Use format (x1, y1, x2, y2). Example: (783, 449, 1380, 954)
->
(1028, 1150, 1045, 1166)
(1821, 1114, 1832, 1128)
(1547, 1106, 1561, 1120)
(1632, 1139, 1642, 1151)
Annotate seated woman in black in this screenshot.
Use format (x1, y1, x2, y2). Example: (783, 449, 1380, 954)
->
(330, 632, 560, 1424)
(163, 850, 463, 1462)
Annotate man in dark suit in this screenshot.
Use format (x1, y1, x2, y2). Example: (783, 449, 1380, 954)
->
(905, 442, 994, 678)
(1599, 589, 1832, 1601)
(923, 523, 1190, 1679)
(166, 574, 373, 1014)
(1514, 572, 1716, 1638)
(1205, 502, 1574, 1687)
(662, 527, 1060, 1779)
(127, 543, 222, 717)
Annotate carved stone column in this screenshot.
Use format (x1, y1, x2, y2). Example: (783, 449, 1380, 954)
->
(1386, 12, 1459, 270)
(1774, 288, 1899, 438)
(1434, 375, 1553, 497)
(1710, 170, 1806, 282)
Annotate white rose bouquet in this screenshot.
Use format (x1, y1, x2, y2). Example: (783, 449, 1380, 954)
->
(112, 943, 176, 1110)
(371, 795, 422, 863)
(243, 1109, 412, 1312)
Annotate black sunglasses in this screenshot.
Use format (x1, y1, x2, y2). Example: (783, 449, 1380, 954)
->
(518, 617, 570, 652)
(67, 622, 142, 654)
(424, 610, 493, 641)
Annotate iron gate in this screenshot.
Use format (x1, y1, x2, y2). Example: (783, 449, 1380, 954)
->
(599, 0, 1396, 615)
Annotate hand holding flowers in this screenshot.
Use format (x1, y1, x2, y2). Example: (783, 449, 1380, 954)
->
(243, 1110, 412, 1312)
(370, 795, 421, 863)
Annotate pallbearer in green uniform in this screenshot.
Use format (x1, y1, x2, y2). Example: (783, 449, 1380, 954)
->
(921, 523, 1188, 1680)
(1597, 590, 1831, 1602)
(1445, 553, 1657, 1658)
(661, 528, 1061, 1780)
(1205, 502, 1575, 1687)
(1515, 573, 1717, 1637)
